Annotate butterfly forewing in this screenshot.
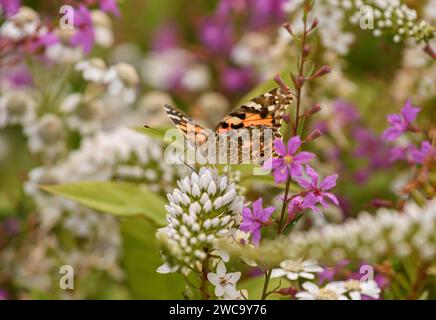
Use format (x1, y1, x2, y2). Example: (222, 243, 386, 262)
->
(163, 88, 293, 165)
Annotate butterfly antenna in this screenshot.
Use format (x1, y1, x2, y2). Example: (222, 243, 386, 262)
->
(143, 124, 163, 134)
(178, 149, 195, 173)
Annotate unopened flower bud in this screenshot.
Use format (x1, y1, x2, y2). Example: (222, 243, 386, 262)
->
(115, 63, 139, 87)
(309, 18, 319, 32)
(304, 103, 321, 116)
(311, 65, 332, 79)
(296, 76, 306, 88)
(282, 113, 290, 123)
(305, 129, 322, 142)
(283, 23, 294, 37)
(278, 287, 298, 297)
(303, 44, 311, 58)
(423, 44, 436, 60)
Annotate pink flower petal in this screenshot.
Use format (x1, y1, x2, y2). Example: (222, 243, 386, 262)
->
(320, 174, 338, 190)
(287, 136, 302, 155)
(274, 139, 287, 156)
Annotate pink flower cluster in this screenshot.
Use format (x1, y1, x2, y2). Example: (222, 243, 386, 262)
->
(241, 136, 339, 245)
(383, 100, 435, 165)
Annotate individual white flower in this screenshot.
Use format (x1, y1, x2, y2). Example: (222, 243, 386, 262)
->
(141, 48, 194, 90)
(180, 63, 210, 91)
(91, 10, 113, 48)
(75, 58, 107, 82)
(103, 63, 139, 104)
(231, 32, 270, 67)
(296, 282, 348, 300)
(271, 259, 323, 280)
(0, 91, 36, 128)
(207, 261, 241, 297)
(330, 279, 381, 300)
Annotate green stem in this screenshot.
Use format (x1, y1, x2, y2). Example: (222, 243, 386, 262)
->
(261, 269, 273, 300)
(277, 178, 292, 234)
(199, 254, 210, 300)
(261, 4, 310, 300)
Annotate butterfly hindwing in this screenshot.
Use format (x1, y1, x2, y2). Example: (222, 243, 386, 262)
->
(215, 88, 291, 137)
(214, 88, 292, 164)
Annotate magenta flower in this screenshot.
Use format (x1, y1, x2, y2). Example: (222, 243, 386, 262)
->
(29, 31, 59, 53)
(0, 0, 21, 17)
(200, 17, 233, 54)
(287, 195, 318, 217)
(249, 0, 287, 29)
(240, 198, 275, 245)
(388, 146, 407, 163)
(353, 128, 390, 169)
(410, 141, 435, 164)
(334, 100, 360, 126)
(70, 5, 95, 54)
(221, 67, 255, 92)
(264, 136, 315, 183)
(99, 0, 120, 16)
(382, 99, 420, 141)
(295, 165, 339, 211)
(389, 141, 434, 165)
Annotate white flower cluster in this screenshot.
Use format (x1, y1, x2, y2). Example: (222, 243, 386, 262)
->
(285, 201, 436, 264)
(157, 167, 244, 274)
(141, 48, 210, 92)
(0, 7, 43, 40)
(326, 0, 434, 43)
(282, 0, 434, 55)
(283, 0, 355, 55)
(75, 58, 140, 105)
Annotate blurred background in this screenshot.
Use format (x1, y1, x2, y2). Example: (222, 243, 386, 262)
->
(0, 0, 435, 299)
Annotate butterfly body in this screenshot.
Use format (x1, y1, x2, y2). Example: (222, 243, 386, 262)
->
(164, 88, 293, 165)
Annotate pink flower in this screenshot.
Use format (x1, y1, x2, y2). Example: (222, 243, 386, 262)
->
(0, 0, 21, 17)
(295, 165, 339, 212)
(264, 136, 315, 184)
(382, 99, 420, 141)
(389, 141, 435, 165)
(99, 0, 120, 16)
(287, 195, 318, 217)
(240, 198, 275, 245)
(410, 141, 435, 164)
(70, 5, 95, 54)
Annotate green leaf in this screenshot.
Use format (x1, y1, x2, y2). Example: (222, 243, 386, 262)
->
(133, 126, 185, 151)
(133, 126, 170, 142)
(121, 217, 185, 299)
(41, 181, 167, 225)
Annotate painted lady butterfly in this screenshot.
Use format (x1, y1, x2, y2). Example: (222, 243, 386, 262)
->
(164, 88, 293, 165)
